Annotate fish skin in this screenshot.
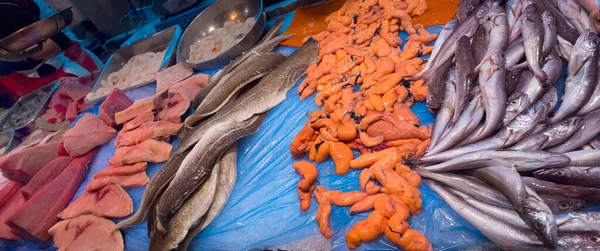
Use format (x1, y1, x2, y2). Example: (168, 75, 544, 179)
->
(425, 59, 453, 113)
(538, 194, 587, 214)
(578, 58, 600, 115)
(470, 166, 558, 248)
(548, 109, 600, 153)
(504, 67, 524, 97)
(452, 36, 477, 123)
(149, 160, 221, 251)
(471, 50, 506, 143)
(564, 150, 600, 166)
(179, 144, 238, 251)
(534, 166, 600, 188)
(191, 52, 286, 121)
(550, 31, 599, 124)
(505, 36, 525, 68)
(558, 0, 593, 33)
(510, 117, 583, 150)
(542, 11, 559, 58)
(558, 233, 600, 250)
(457, 0, 483, 23)
(426, 180, 546, 249)
(477, 4, 509, 69)
(420, 150, 571, 172)
(179, 38, 319, 154)
(418, 19, 458, 77)
(416, 168, 512, 208)
(555, 211, 600, 233)
(522, 176, 600, 203)
(115, 150, 190, 230)
(522, 4, 549, 84)
(534, 0, 581, 44)
(156, 113, 266, 232)
(503, 93, 533, 127)
(428, 68, 456, 149)
(471, 25, 489, 66)
(557, 35, 575, 60)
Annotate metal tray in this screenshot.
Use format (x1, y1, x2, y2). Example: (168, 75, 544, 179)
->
(177, 0, 265, 71)
(86, 25, 183, 104)
(0, 82, 60, 131)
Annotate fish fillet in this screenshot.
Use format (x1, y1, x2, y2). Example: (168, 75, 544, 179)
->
(58, 184, 133, 219)
(63, 114, 117, 157)
(115, 121, 182, 147)
(85, 171, 149, 192)
(109, 139, 172, 166)
(49, 215, 124, 251)
(21, 156, 72, 199)
(92, 162, 148, 179)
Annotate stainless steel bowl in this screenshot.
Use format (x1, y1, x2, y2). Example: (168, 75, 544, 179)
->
(177, 0, 265, 71)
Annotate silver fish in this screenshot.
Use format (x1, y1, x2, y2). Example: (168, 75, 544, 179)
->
(535, 0, 581, 44)
(542, 11, 559, 58)
(509, 13, 524, 42)
(558, 233, 600, 250)
(416, 19, 458, 78)
(522, 4, 549, 84)
(156, 113, 266, 232)
(534, 166, 600, 188)
(548, 109, 600, 153)
(558, 0, 593, 33)
(505, 67, 525, 96)
(420, 150, 571, 172)
(426, 180, 546, 249)
(578, 59, 600, 115)
(510, 117, 583, 150)
(504, 93, 533, 127)
(179, 144, 238, 251)
(505, 37, 526, 69)
(116, 150, 190, 230)
(478, 5, 509, 68)
(178, 38, 318, 154)
(589, 135, 600, 149)
(557, 35, 575, 60)
(506, 0, 521, 28)
(564, 149, 600, 166)
(539, 194, 587, 213)
(472, 25, 489, 65)
(426, 59, 453, 113)
(191, 52, 286, 121)
(523, 176, 600, 203)
(417, 168, 512, 208)
(471, 50, 506, 143)
(149, 160, 221, 251)
(452, 36, 477, 123)
(556, 211, 600, 233)
(550, 30, 599, 124)
(429, 68, 457, 148)
(470, 166, 558, 248)
(457, 0, 482, 23)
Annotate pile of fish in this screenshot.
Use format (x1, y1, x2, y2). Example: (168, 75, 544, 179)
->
(114, 20, 320, 251)
(416, 0, 600, 249)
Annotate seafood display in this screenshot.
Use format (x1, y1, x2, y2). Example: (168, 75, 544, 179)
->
(86, 50, 166, 101)
(188, 17, 256, 63)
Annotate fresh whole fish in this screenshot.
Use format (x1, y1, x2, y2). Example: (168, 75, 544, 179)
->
(534, 166, 600, 188)
(505, 37, 525, 69)
(190, 52, 286, 121)
(542, 11, 559, 58)
(510, 117, 583, 150)
(539, 194, 587, 213)
(589, 135, 600, 149)
(426, 180, 546, 249)
(116, 150, 190, 230)
(548, 109, 600, 153)
(576, 0, 600, 31)
(506, 0, 521, 28)
(550, 30, 599, 124)
(416, 168, 512, 208)
(426, 59, 453, 113)
(536, 0, 582, 44)
(457, 0, 482, 23)
(416, 19, 458, 78)
(429, 68, 456, 148)
(471, 25, 489, 65)
(179, 144, 238, 251)
(558, 233, 600, 250)
(149, 161, 221, 251)
(558, 0, 593, 33)
(178, 38, 318, 154)
(555, 211, 600, 233)
(522, 3, 549, 84)
(578, 58, 600, 115)
(470, 166, 558, 248)
(452, 36, 477, 123)
(509, 11, 524, 42)
(522, 176, 600, 203)
(557, 35, 575, 60)
(155, 113, 266, 232)
(503, 93, 533, 127)
(419, 150, 571, 172)
(471, 50, 506, 143)
(478, 4, 509, 68)
(564, 149, 600, 166)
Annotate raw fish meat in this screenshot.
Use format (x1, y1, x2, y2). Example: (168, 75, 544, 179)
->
(58, 184, 133, 219)
(109, 139, 172, 166)
(60, 77, 91, 101)
(0, 172, 9, 191)
(65, 101, 78, 122)
(0, 181, 21, 211)
(62, 114, 116, 157)
(168, 74, 209, 101)
(156, 63, 194, 94)
(21, 156, 72, 199)
(0, 142, 58, 183)
(122, 109, 154, 132)
(49, 90, 71, 114)
(85, 171, 149, 191)
(156, 94, 190, 123)
(92, 162, 147, 179)
(57, 139, 69, 156)
(115, 121, 182, 146)
(99, 89, 133, 127)
(48, 215, 124, 251)
(114, 94, 163, 124)
(76, 98, 93, 111)
(5, 151, 95, 242)
(0, 192, 25, 240)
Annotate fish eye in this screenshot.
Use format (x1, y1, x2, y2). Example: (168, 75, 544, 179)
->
(558, 202, 570, 211)
(588, 236, 600, 243)
(534, 221, 545, 230)
(556, 171, 565, 176)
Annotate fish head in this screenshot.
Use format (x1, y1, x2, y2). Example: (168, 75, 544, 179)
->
(574, 31, 600, 59)
(523, 197, 558, 248)
(522, 4, 539, 22)
(444, 19, 459, 31)
(558, 233, 600, 250)
(542, 11, 557, 26)
(555, 198, 586, 213)
(505, 93, 532, 121)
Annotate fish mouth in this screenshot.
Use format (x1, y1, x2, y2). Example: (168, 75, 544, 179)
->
(523, 198, 558, 248)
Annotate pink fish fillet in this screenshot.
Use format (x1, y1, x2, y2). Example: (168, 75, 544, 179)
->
(92, 162, 148, 179)
(0, 142, 58, 183)
(58, 184, 133, 219)
(0, 191, 26, 240)
(65, 101, 78, 122)
(99, 89, 133, 127)
(62, 114, 116, 157)
(115, 121, 182, 147)
(114, 95, 163, 124)
(85, 171, 149, 192)
(168, 74, 209, 101)
(156, 62, 194, 94)
(21, 156, 72, 199)
(109, 139, 172, 166)
(6, 151, 95, 242)
(122, 109, 154, 132)
(48, 215, 124, 251)
(156, 94, 190, 123)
